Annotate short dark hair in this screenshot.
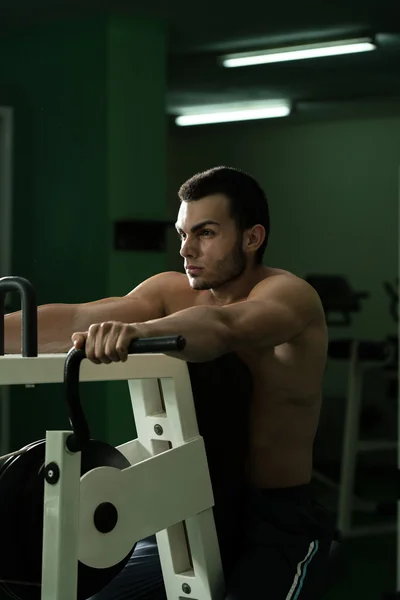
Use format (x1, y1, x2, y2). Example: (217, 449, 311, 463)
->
(178, 166, 270, 264)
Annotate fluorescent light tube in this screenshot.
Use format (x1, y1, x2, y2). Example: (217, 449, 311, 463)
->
(175, 102, 291, 126)
(221, 38, 376, 68)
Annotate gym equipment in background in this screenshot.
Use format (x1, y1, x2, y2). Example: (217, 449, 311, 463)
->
(384, 279, 398, 324)
(381, 277, 399, 600)
(306, 274, 397, 539)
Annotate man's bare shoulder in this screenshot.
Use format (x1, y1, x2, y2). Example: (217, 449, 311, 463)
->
(125, 271, 186, 296)
(126, 271, 197, 315)
(250, 267, 325, 320)
(252, 267, 307, 290)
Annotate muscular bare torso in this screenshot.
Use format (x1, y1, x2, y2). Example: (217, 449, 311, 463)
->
(164, 267, 328, 489)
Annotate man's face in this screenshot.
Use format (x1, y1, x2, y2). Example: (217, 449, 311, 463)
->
(176, 195, 247, 290)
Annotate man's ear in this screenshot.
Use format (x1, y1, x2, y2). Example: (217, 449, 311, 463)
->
(243, 224, 265, 254)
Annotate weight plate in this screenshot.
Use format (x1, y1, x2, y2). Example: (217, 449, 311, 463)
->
(0, 439, 135, 600)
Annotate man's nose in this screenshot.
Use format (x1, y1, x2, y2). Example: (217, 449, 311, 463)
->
(180, 237, 197, 258)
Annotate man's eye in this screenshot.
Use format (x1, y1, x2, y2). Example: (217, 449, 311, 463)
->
(200, 230, 213, 236)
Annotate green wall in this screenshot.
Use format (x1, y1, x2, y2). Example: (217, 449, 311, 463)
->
(105, 16, 167, 445)
(0, 15, 167, 449)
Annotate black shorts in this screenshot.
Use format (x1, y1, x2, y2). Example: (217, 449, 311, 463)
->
(90, 484, 335, 600)
(225, 484, 335, 599)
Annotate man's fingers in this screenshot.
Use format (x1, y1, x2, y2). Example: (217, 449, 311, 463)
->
(104, 324, 123, 362)
(72, 322, 135, 364)
(72, 330, 101, 364)
(93, 322, 112, 364)
(115, 325, 133, 362)
(72, 332, 87, 350)
(85, 323, 101, 364)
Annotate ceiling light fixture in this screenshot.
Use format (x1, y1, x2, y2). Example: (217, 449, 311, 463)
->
(220, 37, 376, 68)
(175, 101, 291, 126)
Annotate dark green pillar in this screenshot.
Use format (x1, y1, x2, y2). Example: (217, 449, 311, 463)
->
(0, 15, 167, 449)
(105, 16, 167, 445)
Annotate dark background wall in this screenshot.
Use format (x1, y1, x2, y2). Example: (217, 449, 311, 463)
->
(0, 16, 167, 449)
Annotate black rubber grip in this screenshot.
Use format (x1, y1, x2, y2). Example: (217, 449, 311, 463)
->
(64, 335, 186, 452)
(64, 348, 91, 451)
(128, 335, 186, 354)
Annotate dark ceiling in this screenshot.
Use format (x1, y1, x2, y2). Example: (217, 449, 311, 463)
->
(1, 0, 400, 113)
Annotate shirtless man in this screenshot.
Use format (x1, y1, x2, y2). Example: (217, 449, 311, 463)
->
(5, 166, 334, 599)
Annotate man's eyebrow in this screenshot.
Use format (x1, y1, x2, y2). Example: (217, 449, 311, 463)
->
(175, 220, 220, 233)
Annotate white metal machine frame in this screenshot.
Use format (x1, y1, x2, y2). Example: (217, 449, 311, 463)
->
(0, 353, 225, 600)
(337, 341, 396, 538)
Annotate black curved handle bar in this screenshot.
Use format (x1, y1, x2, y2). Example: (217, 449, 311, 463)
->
(64, 335, 186, 452)
(0, 276, 38, 357)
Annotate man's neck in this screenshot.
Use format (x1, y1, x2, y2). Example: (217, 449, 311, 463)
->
(209, 265, 268, 306)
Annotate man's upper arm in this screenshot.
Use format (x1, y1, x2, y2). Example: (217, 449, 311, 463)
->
(75, 272, 180, 331)
(223, 275, 323, 350)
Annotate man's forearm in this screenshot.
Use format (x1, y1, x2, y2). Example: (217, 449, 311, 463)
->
(136, 305, 234, 362)
(5, 304, 78, 354)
